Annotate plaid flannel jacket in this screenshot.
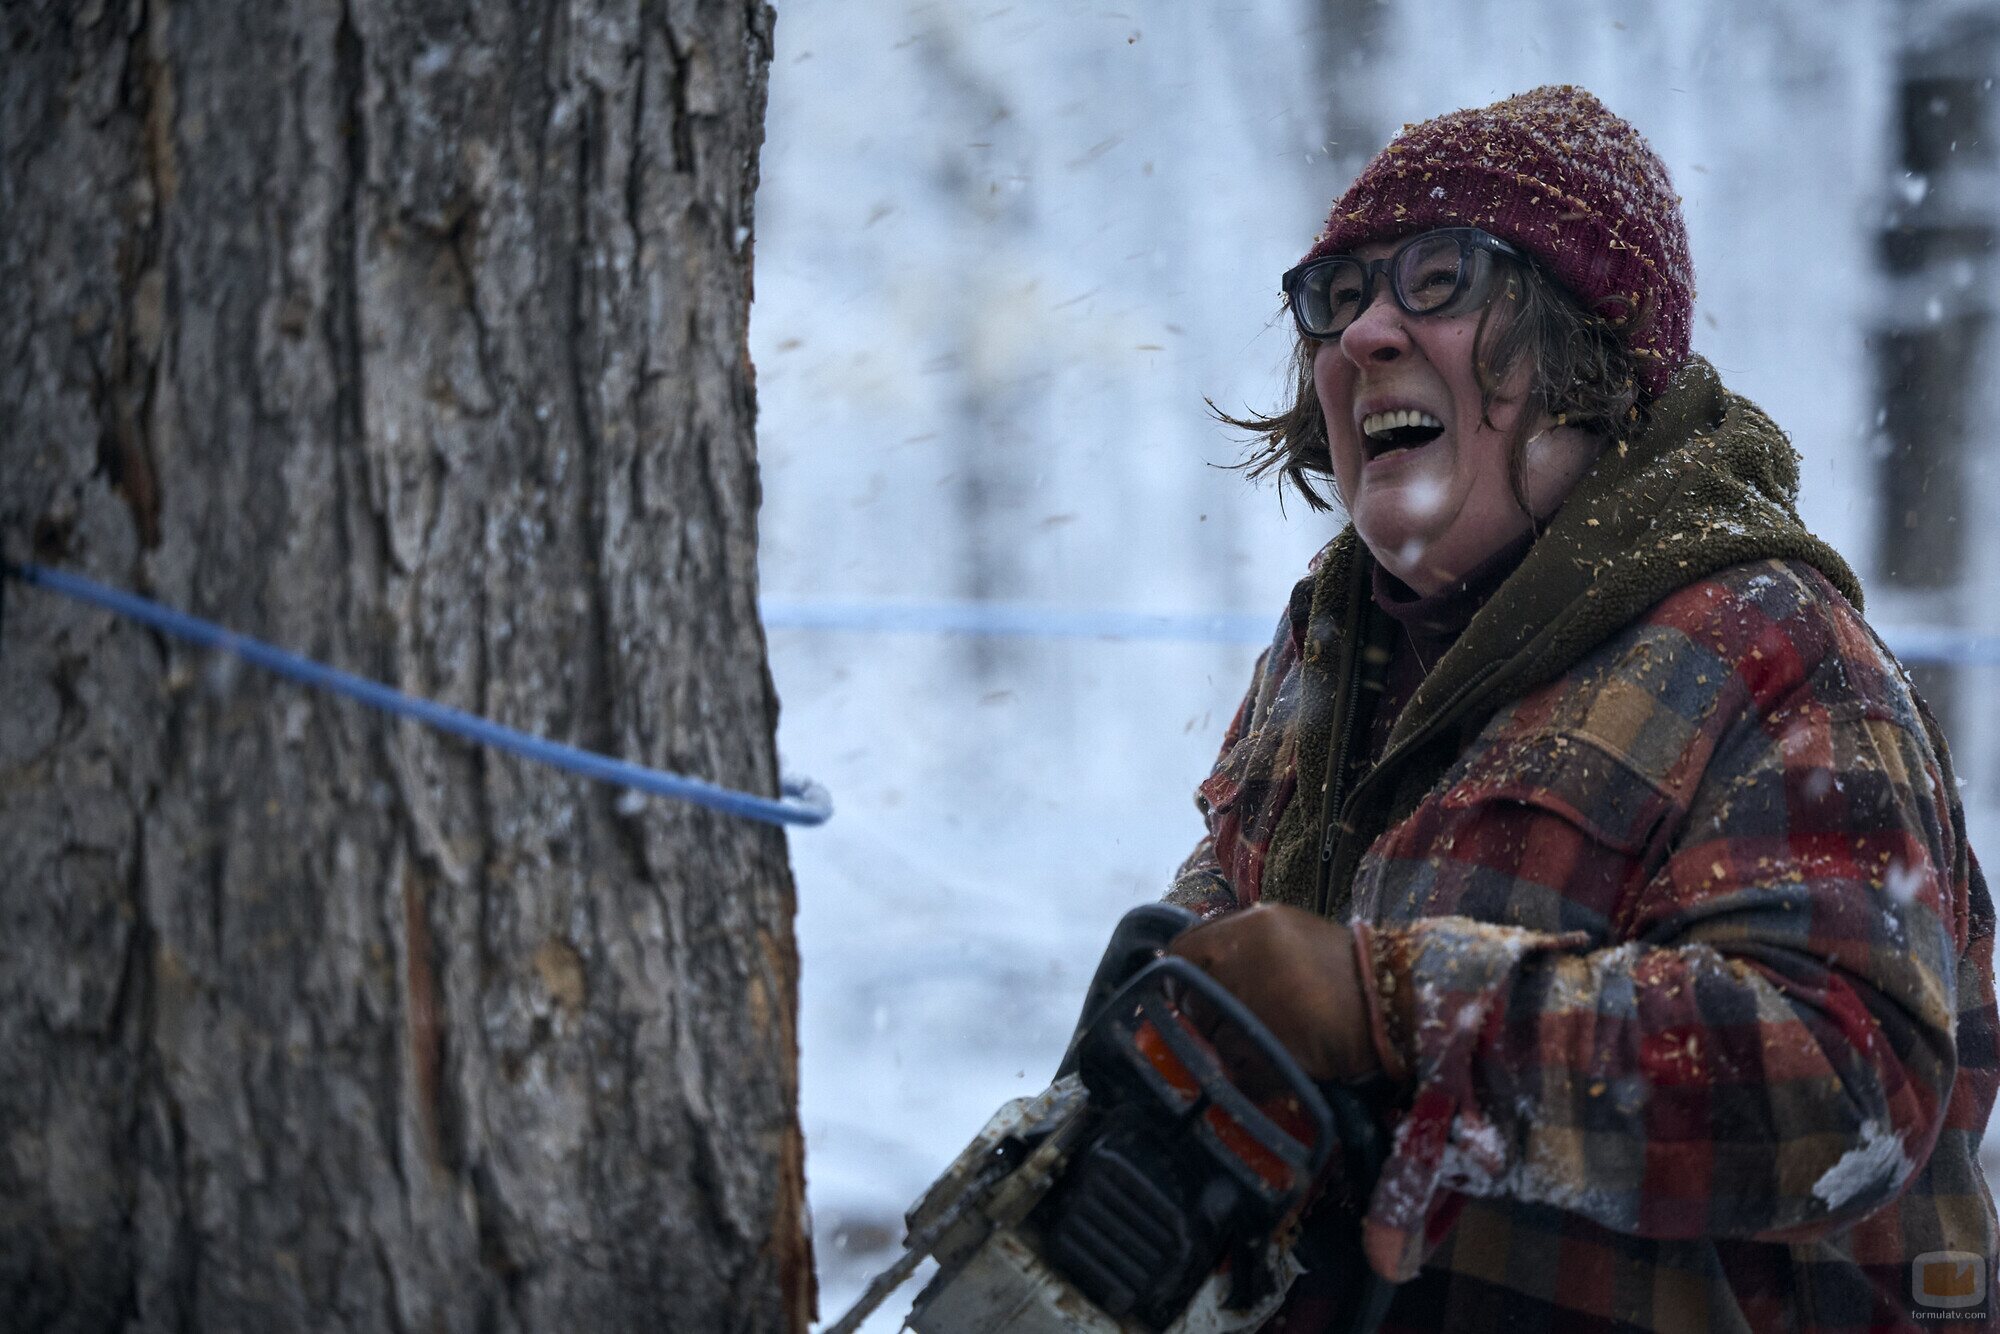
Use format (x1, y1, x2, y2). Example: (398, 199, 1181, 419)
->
(1172, 557, 1998, 1332)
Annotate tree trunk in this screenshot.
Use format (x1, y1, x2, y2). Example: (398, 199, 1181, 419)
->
(0, 2, 810, 1330)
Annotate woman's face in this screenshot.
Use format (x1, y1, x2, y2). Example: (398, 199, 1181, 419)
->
(1313, 239, 1601, 594)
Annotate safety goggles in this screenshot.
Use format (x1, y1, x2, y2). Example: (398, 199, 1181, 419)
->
(1281, 227, 1527, 341)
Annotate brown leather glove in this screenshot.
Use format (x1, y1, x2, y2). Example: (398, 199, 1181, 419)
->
(1166, 903, 1378, 1084)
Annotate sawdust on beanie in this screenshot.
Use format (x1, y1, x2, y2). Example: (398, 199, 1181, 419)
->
(1305, 85, 1694, 396)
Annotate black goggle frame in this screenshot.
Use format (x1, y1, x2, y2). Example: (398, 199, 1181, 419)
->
(1281, 227, 1527, 341)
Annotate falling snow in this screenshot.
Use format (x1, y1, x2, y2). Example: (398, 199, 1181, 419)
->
(1886, 858, 1926, 905)
(751, 5, 2000, 1326)
(1811, 1120, 1912, 1213)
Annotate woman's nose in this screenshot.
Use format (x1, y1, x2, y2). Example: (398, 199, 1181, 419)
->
(1338, 287, 1408, 365)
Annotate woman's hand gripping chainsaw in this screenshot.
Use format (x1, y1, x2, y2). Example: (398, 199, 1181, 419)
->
(827, 904, 1395, 1334)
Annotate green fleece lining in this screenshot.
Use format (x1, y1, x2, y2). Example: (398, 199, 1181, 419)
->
(1260, 357, 1863, 916)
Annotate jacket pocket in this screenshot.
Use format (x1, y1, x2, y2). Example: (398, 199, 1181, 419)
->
(1437, 730, 1677, 858)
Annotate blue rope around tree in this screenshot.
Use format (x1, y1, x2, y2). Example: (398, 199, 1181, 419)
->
(1, 561, 831, 829)
(11, 559, 1997, 831)
(758, 598, 2000, 665)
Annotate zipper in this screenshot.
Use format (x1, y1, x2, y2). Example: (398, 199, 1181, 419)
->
(1307, 541, 1504, 918)
(1315, 660, 1362, 891)
(1321, 661, 1507, 914)
(1312, 580, 1372, 917)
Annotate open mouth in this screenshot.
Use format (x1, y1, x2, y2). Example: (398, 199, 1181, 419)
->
(1360, 409, 1445, 458)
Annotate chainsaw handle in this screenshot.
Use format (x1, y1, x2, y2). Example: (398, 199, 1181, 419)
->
(1081, 956, 1338, 1204)
(1055, 903, 1198, 1079)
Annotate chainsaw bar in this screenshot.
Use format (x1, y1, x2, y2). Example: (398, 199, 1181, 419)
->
(824, 1077, 1089, 1333)
(822, 1156, 1010, 1334)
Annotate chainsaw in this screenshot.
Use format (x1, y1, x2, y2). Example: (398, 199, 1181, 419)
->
(826, 904, 1395, 1334)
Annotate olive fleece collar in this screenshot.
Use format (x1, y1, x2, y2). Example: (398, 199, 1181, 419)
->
(1260, 356, 1862, 916)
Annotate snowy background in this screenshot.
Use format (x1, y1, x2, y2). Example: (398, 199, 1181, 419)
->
(745, 2, 1999, 1326)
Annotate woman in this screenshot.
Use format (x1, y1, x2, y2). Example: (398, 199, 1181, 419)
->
(1164, 86, 1999, 1332)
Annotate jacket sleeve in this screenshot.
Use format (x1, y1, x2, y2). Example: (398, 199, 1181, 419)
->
(1355, 588, 1970, 1282)
(1166, 575, 1317, 919)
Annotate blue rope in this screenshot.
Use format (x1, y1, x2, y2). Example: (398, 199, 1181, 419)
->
(13, 559, 1992, 830)
(759, 598, 1272, 645)
(761, 597, 2000, 666)
(1867, 624, 2000, 669)
(3, 561, 831, 828)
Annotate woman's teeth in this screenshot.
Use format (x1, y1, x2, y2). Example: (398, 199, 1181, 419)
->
(1361, 409, 1445, 455)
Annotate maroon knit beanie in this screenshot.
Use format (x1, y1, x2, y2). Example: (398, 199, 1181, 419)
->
(1304, 85, 1694, 397)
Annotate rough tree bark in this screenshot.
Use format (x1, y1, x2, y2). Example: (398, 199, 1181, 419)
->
(0, 2, 811, 1330)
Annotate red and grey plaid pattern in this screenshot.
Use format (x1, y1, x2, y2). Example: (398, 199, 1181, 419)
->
(1173, 558, 1998, 1331)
